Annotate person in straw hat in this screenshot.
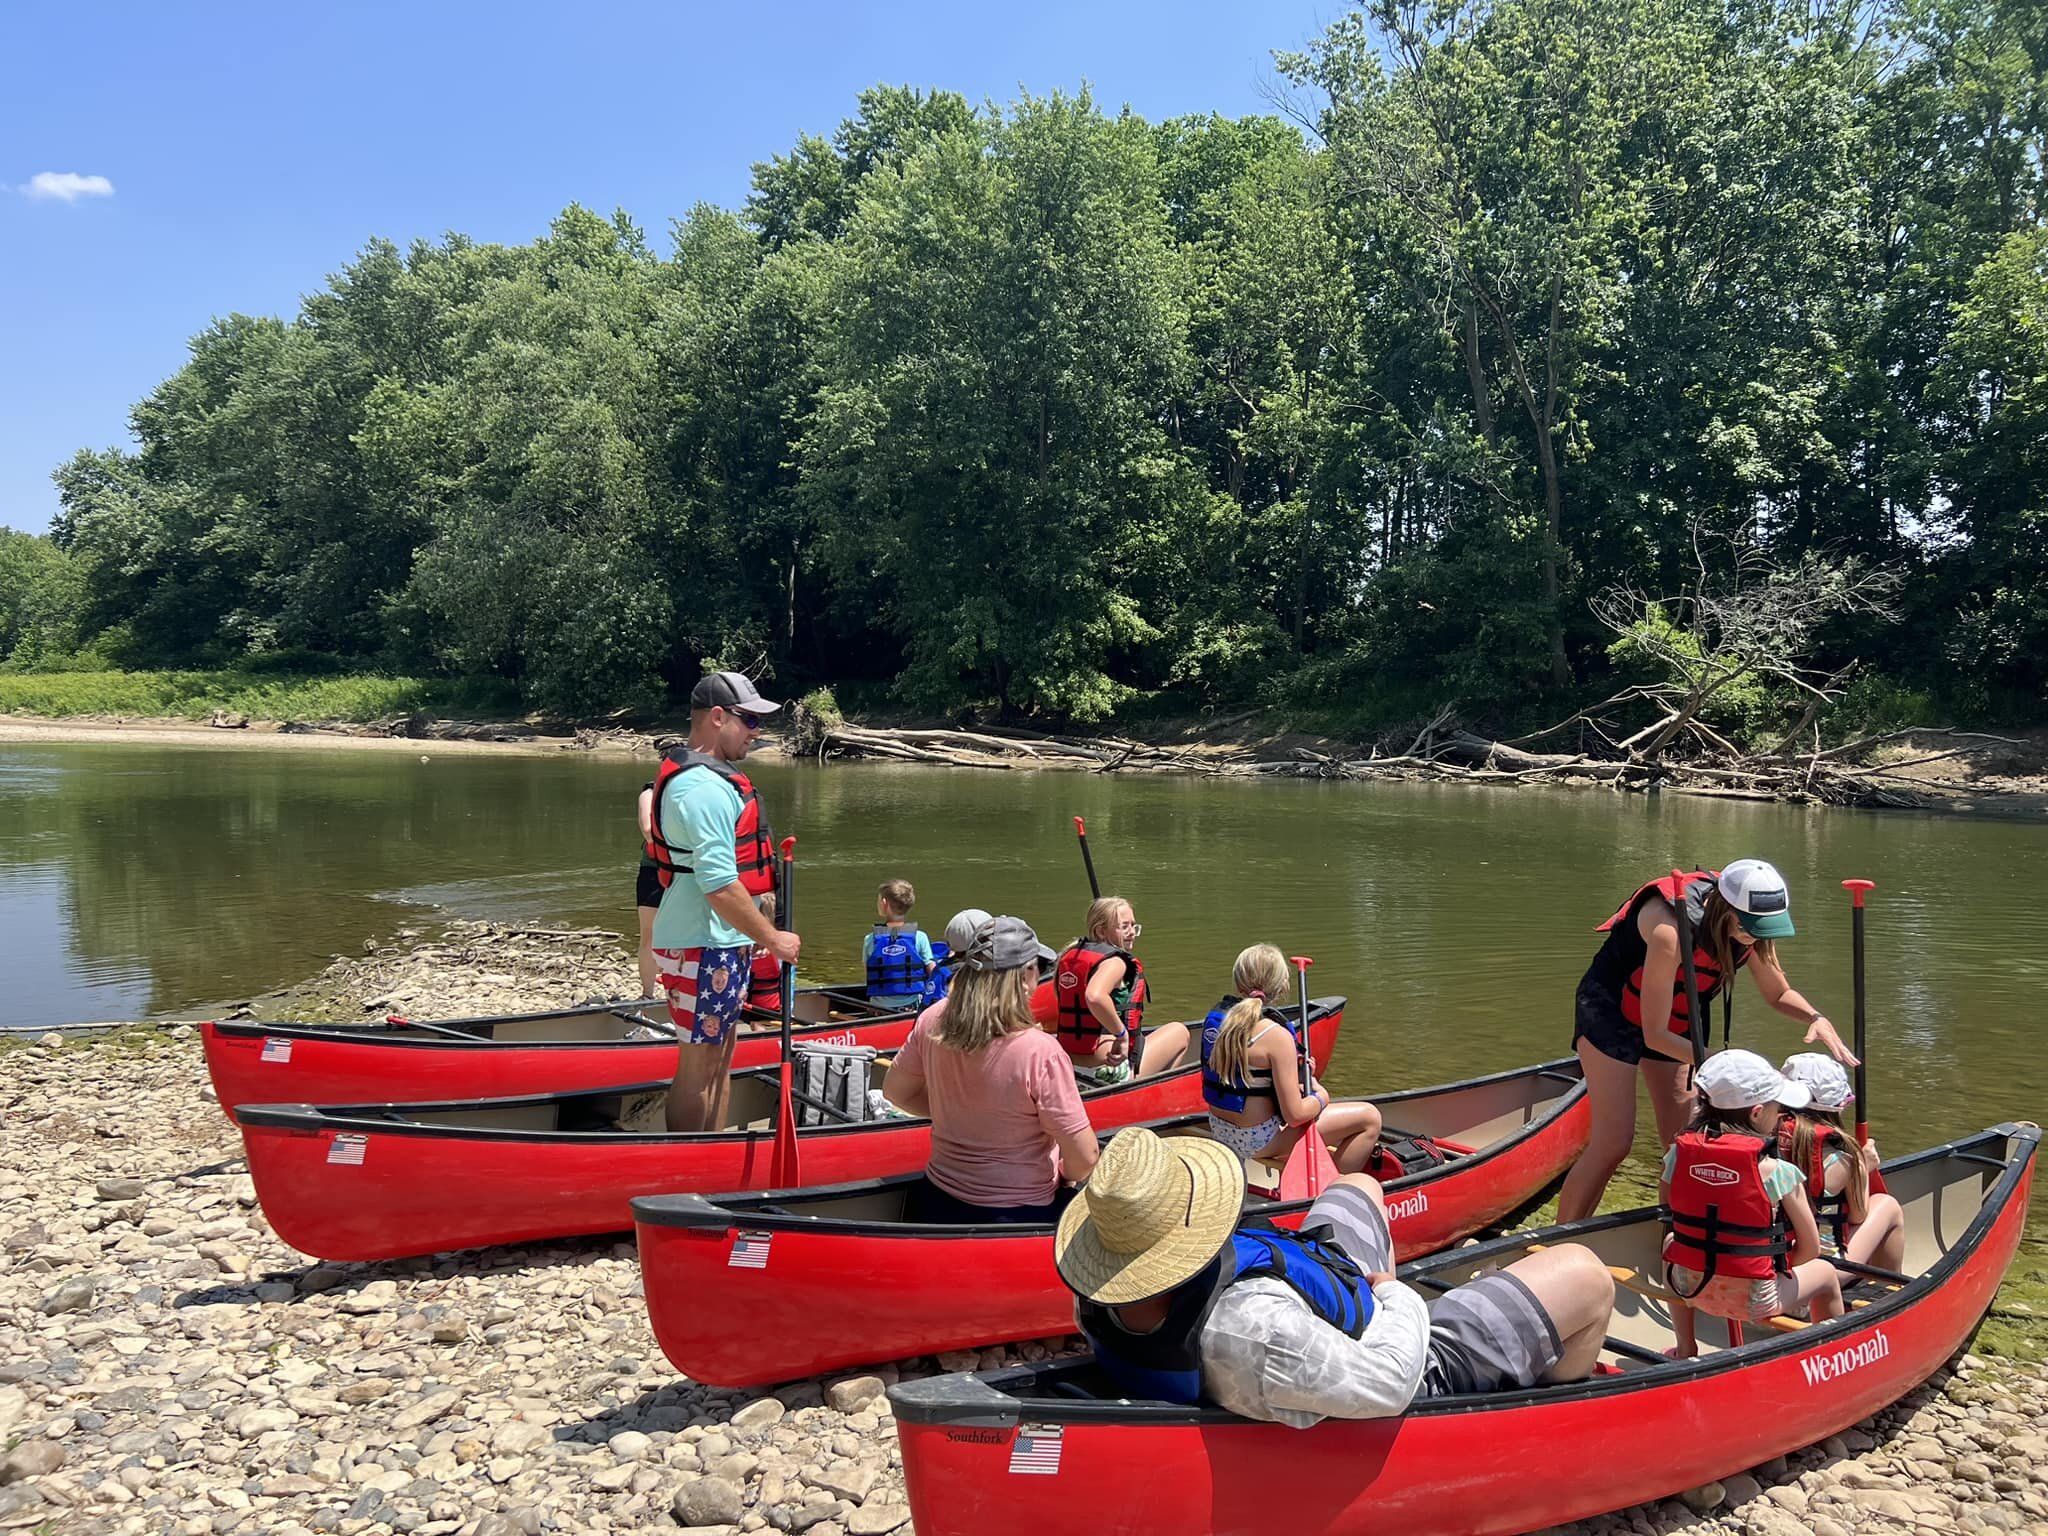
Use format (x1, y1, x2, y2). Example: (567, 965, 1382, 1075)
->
(1054, 1129, 1615, 1424)
(885, 915, 1100, 1224)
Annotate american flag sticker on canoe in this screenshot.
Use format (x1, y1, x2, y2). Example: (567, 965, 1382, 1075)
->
(260, 1037, 293, 1063)
(729, 1230, 772, 1269)
(1009, 1423, 1063, 1475)
(326, 1133, 368, 1166)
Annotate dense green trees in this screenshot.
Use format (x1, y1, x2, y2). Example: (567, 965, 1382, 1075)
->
(8, 0, 2041, 729)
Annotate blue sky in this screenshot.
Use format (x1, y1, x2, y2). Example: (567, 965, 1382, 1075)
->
(0, 0, 1339, 534)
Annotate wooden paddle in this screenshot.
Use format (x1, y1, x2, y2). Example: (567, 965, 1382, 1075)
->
(770, 836, 802, 1188)
(1278, 955, 1339, 1201)
(1841, 878, 1886, 1196)
(1073, 816, 1102, 899)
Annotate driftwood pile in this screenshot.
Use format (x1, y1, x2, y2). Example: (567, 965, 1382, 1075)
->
(793, 697, 2026, 810)
(790, 716, 1229, 774)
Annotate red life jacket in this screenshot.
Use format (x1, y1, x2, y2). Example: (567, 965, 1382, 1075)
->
(645, 751, 777, 897)
(1050, 941, 1148, 1057)
(1595, 870, 1736, 1037)
(1664, 1129, 1791, 1287)
(746, 950, 783, 1014)
(1777, 1115, 1851, 1247)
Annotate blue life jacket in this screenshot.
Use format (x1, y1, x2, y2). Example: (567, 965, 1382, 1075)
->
(1200, 996, 1300, 1114)
(922, 941, 953, 1006)
(866, 923, 925, 998)
(1077, 1222, 1375, 1405)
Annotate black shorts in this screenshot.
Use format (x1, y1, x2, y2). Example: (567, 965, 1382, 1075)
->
(1571, 980, 1645, 1066)
(635, 863, 663, 910)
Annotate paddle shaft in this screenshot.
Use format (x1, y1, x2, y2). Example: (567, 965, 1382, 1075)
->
(1843, 879, 1876, 1144)
(779, 838, 798, 1062)
(1073, 816, 1101, 900)
(771, 835, 803, 1186)
(1288, 956, 1314, 1098)
(1281, 954, 1333, 1201)
(1671, 869, 1709, 1077)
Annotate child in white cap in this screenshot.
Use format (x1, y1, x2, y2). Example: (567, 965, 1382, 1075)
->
(1661, 1049, 1844, 1358)
(1778, 1053, 1906, 1272)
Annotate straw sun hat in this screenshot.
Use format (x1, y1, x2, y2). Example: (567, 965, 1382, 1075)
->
(1054, 1128, 1246, 1305)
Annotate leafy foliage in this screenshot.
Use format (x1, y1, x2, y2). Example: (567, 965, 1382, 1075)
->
(14, 1, 2044, 730)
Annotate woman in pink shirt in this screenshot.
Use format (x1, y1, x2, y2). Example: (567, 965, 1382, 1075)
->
(884, 914, 1100, 1223)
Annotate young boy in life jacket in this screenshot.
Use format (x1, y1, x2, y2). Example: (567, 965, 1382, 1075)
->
(1661, 1050, 1844, 1359)
(1777, 1053, 1906, 1273)
(863, 879, 936, 1010)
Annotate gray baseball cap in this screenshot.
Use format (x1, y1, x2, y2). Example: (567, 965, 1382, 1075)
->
(945, 908, 995, 953)
(959, 915, 1040, 973)
(690, 670, 782, 714)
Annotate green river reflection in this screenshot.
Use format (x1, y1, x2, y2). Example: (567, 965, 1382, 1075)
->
(3, 741, 2043, 1207)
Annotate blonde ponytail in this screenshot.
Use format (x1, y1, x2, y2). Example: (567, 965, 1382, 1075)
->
(1210, 944, 1292, 1088)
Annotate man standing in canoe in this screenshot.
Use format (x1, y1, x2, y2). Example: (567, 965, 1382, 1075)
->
(649, 670, 801, 1132)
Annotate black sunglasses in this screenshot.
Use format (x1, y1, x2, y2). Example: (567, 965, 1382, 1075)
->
(733, 709, 767, 731)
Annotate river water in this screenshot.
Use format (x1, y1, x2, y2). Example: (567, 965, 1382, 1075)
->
(4, 739, 2043, 1170)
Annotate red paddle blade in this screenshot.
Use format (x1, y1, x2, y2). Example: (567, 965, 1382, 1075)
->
(1278, 1127, 1339, 1203)
(771, 1062, 802, 1187)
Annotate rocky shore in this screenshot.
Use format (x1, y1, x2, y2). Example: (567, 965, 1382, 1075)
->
(4, 929, 2045, 1536)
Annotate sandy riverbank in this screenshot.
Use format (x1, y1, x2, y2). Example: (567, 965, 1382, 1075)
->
(5, 710, 2046, 819)
(3, 928, 2045, 1535)
(0, 716, 641, 760)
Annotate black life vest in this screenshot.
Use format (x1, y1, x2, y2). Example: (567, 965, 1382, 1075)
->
(1199, 996, 1299, 1114)
(1051, 941, 1148, 1056)
(1079, 1223, 1376, 1405)
(646, 751, 776, 898)
(866, 923, 925, 997)
(1591, 871, 1747, 1037)
(1664, 1129, 1790, 1296)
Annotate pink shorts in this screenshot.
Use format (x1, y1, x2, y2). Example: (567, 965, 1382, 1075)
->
(1667, 1266, 1783, 1321)
(654, 945, 752, 1045)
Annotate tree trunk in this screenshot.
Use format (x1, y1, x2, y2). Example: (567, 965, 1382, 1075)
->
(1461, 301, 1496, 447)
(785, 539, 798, 657)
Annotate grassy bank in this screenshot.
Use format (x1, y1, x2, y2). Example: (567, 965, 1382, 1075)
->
(0, 669, 519, 723)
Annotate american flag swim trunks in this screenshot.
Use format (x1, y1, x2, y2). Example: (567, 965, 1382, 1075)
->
(653, 944, 753, 1044)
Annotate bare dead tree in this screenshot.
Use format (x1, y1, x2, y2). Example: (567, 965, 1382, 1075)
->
(1588, 540, 1902, 766)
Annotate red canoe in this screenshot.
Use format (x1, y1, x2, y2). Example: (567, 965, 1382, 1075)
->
(201, 987, 916, 1123)
(237, 1000, 1345, 1262)
(634, 1057, 1589, 1387)
(889, 1124, 2037, 1536)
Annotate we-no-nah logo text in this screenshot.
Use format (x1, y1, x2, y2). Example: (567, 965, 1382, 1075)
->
(1800, 1328, 1891, 1387)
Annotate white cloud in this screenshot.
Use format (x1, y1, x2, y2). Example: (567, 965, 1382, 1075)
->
(22, 172, 115, 203)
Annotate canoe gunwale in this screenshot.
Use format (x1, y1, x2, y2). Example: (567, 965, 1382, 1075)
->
(886, 1120, 2039, 1428)
(632, 1054, 1588, 1237)
(231, 998, 1349, 1147)
(203, 987, 903, 1050)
